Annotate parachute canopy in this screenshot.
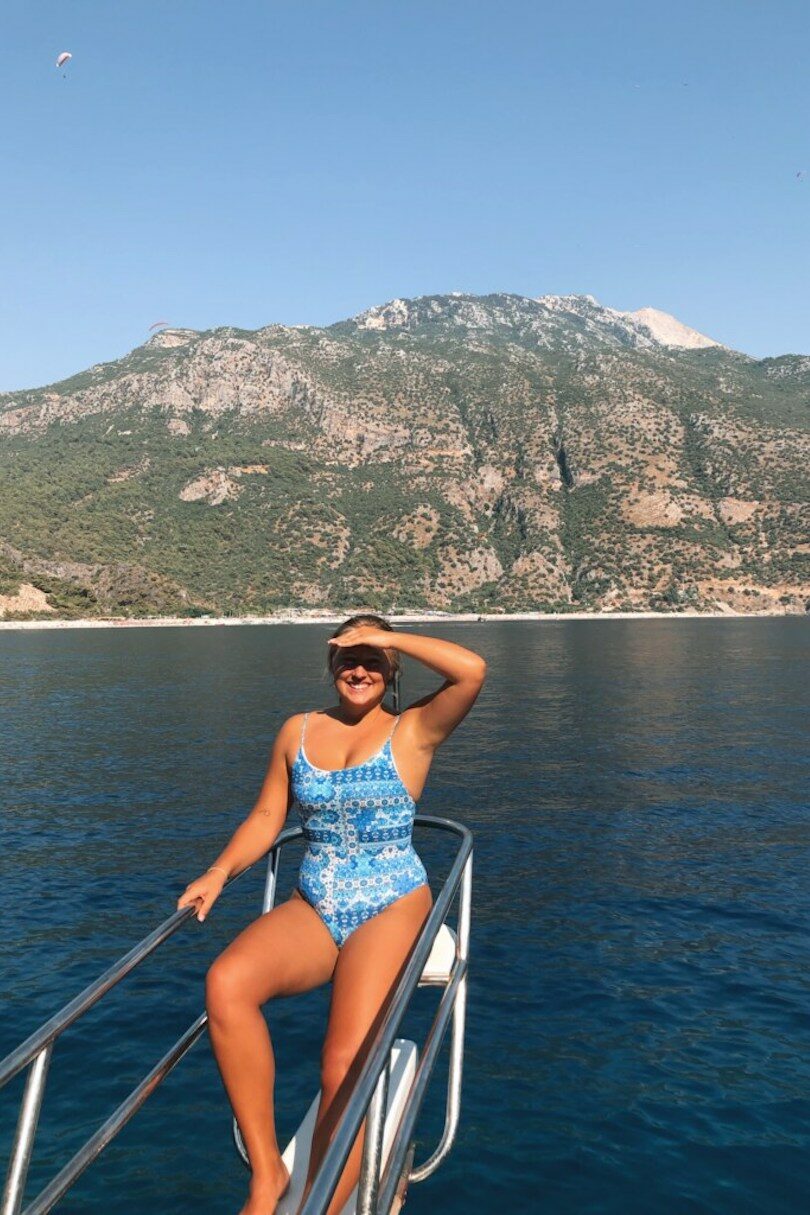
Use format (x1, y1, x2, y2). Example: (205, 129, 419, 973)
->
(56, 51, 72, 69)
(148, 321, 170, 331)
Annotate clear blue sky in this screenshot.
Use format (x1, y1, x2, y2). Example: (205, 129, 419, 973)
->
(2, 1, 808, 390)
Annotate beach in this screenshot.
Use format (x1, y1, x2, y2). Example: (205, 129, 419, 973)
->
(0, 607, 801, 630)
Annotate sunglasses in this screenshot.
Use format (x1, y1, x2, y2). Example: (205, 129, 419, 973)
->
(331, 651, 389, 672)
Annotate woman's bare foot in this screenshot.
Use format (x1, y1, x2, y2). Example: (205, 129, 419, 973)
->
(238, 1160, 290, 1214)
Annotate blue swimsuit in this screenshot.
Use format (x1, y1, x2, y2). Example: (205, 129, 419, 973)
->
(291, 712, 429, 948)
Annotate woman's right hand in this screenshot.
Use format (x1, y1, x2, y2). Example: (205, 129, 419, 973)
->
(176, 870, 227, 923)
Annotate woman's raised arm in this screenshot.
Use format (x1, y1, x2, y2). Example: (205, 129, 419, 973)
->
(329, 625, 486, 749)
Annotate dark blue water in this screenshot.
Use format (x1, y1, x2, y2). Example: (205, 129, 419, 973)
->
(1, 620, 809, 1213)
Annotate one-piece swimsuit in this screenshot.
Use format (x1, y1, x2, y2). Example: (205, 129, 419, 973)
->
(291, 712, 429, 948)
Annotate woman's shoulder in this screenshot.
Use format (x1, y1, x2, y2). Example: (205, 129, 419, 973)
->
(282, 710, 314, 728)
(275, 712, 311, 767)
(276, 711, 307, 743)
(279, 709, 330, 736)
(391, 703, 423, 738)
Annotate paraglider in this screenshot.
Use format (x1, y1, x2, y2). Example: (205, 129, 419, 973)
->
(55, 51, 72, 71)
(796, 170, 806, 181)
(148, 321, 170, 331)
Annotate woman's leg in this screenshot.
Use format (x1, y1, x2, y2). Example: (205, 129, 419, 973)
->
(296, 884, 433, 1215)
(206, 890, 339, 1215)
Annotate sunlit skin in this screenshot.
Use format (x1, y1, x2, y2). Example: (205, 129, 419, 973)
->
(177, 623, 486, 1215)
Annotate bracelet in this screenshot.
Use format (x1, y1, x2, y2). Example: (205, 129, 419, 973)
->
(207, 865, 229, 879)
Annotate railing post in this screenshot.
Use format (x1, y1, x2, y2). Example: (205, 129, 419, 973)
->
(410, 850, 472, 1182)
(1, 1045, 52, 1215)
(356, 1054, 390, 1215)
(375, 962, 467, 1214)
(390, 1142, 415, 1215)
(262, 841, 282, 914)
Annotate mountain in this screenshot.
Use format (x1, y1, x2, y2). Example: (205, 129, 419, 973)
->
(0, 293, 807, 619)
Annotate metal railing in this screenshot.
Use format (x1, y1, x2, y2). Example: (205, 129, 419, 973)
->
(0, 817, 471, 1215)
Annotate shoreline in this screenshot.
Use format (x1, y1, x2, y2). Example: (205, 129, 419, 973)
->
(0, 608, 804, 631)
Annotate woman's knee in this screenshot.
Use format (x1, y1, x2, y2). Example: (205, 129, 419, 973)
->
(205, 954, 255, 1019)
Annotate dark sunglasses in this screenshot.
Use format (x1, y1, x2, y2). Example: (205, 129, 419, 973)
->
(331, 651, 389, 672)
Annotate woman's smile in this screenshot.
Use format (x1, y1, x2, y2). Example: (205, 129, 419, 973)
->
(343, 675, 375, 693)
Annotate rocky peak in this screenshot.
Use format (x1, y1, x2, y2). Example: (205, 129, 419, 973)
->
(145, 328, 198, 350)
(344, 292, 726, 353)
(619, 307, 720, 350)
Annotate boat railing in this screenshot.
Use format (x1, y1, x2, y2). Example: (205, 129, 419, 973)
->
(0, 816, 472, 1215)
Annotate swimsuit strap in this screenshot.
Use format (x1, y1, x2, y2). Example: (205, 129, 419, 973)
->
(300, 712, 309, 748)
(386, 713, 403, 759)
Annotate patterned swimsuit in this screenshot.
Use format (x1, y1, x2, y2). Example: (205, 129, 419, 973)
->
(291, 712, 429, 947)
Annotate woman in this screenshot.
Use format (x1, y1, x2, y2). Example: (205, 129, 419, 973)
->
(177, 615, 486, 1215)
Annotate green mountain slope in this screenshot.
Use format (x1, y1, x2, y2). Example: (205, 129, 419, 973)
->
(0, 294, 807, 618)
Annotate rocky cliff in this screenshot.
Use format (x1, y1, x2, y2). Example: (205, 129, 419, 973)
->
(0, 293, 807, 617)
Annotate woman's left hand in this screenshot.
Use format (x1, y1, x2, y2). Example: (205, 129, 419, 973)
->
(328, 625, 395, 651)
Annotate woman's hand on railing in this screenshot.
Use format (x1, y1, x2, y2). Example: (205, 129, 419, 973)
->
(176, 870, 227, 923)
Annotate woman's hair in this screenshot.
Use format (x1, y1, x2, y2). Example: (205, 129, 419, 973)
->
(328, 613, 401, 686)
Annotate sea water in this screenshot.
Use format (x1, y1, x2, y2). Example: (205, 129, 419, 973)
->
(1, 619, 808, 1213)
